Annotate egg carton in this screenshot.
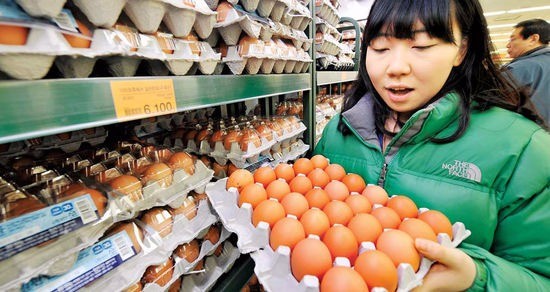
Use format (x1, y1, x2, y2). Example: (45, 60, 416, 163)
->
(316, 17, 342, 41)
(271, 22, 312, 51)
(271, 139, 309, 164)
(314, 0, 339, 27)
(81, 203, 224, 292)
(283, 0, 312, 30)
(269, 0, 287, 22)
(13, 0, 65, 18)
(257, 0, 277, 18)
(229, 0, 260, 12)
(222, 44, 266, 75)
(146, 237, 235, 292)
(205, 179, 270, 253)
(251, 220, 471, 292)
(32, 128, 108, 153)
(181, 240, 241, 292)
(214, 3, 269, 45)
(315, 33, 341, 56)
(0, 207, 115, 291)
(204, 0, 219, 10)
(226, 136, 277, 168)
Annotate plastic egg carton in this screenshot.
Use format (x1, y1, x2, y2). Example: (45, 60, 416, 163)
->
(142, 234, 232, 292)
(181, 241, 241, 292)
(214, 3, 268, 45)
(251, 221, 471, 292)
(271, 139, 309, 164)
(205, 179, 270, 253)
(226, 136, 277, 168)
(81, 202, 222, 292)
(15, 0, 66, 18)
(32, 128, 108, 153)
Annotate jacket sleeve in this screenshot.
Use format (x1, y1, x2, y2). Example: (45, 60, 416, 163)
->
(463, 128, 550, 291)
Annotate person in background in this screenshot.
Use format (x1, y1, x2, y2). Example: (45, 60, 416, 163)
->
(314, 0, 549, 291)
(505, 19, 550, 124)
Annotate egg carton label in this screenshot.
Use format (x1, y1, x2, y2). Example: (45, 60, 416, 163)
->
(21, 231, 136, 292)
(0, 194, 99, 260)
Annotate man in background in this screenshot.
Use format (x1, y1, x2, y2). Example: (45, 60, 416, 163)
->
(505, 19, 550, 124)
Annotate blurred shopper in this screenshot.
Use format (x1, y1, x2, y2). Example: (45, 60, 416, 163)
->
(505, 19, 550, 123)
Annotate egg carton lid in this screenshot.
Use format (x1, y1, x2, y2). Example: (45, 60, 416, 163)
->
(162, 0, 217, 15)
(215, 3, 270, 27)
(288, 0, 312, 19)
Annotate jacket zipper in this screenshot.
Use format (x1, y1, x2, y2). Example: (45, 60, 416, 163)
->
(377, 163, 388, 186)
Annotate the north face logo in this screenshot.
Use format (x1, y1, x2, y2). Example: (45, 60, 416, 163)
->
(442, 160, 482, 182)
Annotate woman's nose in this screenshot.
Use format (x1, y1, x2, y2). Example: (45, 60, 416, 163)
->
(386, 49, 411, 76)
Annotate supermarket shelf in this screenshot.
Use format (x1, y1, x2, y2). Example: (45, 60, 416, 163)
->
(0, 74, 311, 144)
(316, 71, 357, 85)
(210, 254, 255, 292)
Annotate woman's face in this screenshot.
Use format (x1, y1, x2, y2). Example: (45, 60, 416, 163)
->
(366, 21, 466, 119)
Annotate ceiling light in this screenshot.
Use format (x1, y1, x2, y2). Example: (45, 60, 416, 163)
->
(488, 23, 516, 29)
(508, 6, 550, 13)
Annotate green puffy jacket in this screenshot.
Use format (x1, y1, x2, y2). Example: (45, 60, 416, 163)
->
(314, 92, 550, 291)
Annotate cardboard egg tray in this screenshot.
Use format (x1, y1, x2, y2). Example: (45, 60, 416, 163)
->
(205, 179, 270, 253)
(269, 0, 288, 22)
(283, 0, 312, 31)
(14, 0, 65, 17)
(180, 240, 241, 292)
(250, 221, 471, 292)
(316, 17, 342, 41)
(204, 0, 219, 10)
(80, 201, 223, 292)
(315, 33, 341, 56)
(222, 42, 266, 75)
(257, 0, 277, 18)
(315, 0, 339, 27)
(214, 3, 269, 45)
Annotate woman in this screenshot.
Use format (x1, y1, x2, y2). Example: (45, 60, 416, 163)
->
(314, 0, 550, 290)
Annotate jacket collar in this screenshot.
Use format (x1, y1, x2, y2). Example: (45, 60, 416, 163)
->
(342, 91, 461, 146)
(509, 46, 550, 64)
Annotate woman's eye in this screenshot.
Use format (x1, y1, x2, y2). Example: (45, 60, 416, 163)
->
(412, 44, 435, 50)
(371, 47, 389, 52)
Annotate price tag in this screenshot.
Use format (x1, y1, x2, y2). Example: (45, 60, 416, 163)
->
(110, 79, 177, 120)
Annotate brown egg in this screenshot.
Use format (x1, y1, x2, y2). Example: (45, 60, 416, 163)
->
(195, 126, 213, 146)
(209, 126, 227, 149)
(204, 225, 221, 244)
(200, 156, 212, 169)
(5, 196, 46, 219)
(57, 185, 108, 217)
(274, 163, 295, 182)
(168, 277, 181, 292)
(109, 175, 143, 202)
(238, 183, 267, 209)
(377, 229, 421, 271)
(291, 238, 332, 282)
(223, 126, 243, 151)
(168, 152, 195, 175)
(226, 169, 254, 192)
(323, 225, 359, 264)
(280, 192, 309, 219)
(323, 200, 354, 226)
(254, 122, 273, 142)
(174, 239, 200, 262)
(342, 173, 366, 193)
(320, 267, 368, 292)
(288, 175, 313, 195)
(324, 180, 350, 201)
(252, 199, 286, 228)
(347, 213, 383, 244)
(265, 179, 291, 201)
(105, 221, 144, 254)
(143, 163, 173, 187)
(293, 158, 314, 175)
(213, 243, 224, 256)
(227, 163, 239, 176)
(305, 188, 330, 209)
(345, 193, 372, 215)
(307, 168, 331, 188)
(300, 208, 330, 237)
(399, 218, 438, 242)
(170, 196, 197, 220)
(387, 195, 419, 220)
(324, 164, 346, 181)
(354, 250, 398, 292)
(418, 210, 454, 240)
(270, 217, 305, 251)
(371, 207, 401, 229)
(362, 185, 389, 206)
(143, 257, 174, 287)
(63, 20, 92, 48)
(253, 166, 277, 188)
(240, 126, 262, 152)
(142, 208, 173, 238)
(193, 258, 205, 271)
(192, 191, 208, 202)
(0, 24, 29, 45)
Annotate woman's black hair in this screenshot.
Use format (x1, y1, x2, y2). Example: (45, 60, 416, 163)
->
(338, 0, 546, 141)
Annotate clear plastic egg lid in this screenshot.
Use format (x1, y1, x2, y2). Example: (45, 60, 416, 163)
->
(162, 0, 217, 15)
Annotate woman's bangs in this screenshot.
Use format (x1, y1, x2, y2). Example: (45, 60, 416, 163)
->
(365, 0, 456, 44)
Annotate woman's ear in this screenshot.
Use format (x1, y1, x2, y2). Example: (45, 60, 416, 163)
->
(453, 38, 468, 66)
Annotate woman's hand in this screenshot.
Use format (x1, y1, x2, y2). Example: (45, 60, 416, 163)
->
(413, 238, 477, 292)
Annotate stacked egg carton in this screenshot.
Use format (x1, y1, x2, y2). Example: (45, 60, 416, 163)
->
(314, 0, 351, 71)
(0, 137, 214, 291)
(0, 0, 221, 79)
(212, 0, 313, 75)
